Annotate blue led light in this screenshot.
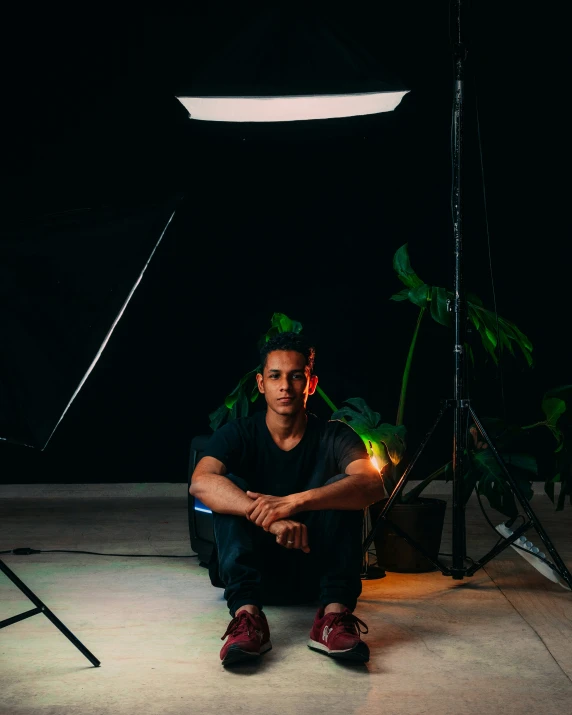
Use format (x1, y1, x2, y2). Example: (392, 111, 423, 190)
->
(193, 497, 212, 514)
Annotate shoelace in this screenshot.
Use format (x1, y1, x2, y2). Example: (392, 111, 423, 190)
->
(221, 611, 261, 641)
(328, 610, 369, 636)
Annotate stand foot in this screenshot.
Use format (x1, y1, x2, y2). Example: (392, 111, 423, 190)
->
(0, 559, 101, 666)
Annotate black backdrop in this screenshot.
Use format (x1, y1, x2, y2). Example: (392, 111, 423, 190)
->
(1, 4, 568, 483)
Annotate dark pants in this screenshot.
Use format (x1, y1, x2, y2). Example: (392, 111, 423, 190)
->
(210, 474, 364, 616)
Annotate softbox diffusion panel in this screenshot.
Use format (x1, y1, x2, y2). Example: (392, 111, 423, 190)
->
(0, 196, 180, 449)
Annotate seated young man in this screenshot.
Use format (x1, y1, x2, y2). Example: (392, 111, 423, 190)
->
(190, 332, 385, 666)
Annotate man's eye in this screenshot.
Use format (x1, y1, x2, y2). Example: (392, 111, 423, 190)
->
(293, 374, 304, 379)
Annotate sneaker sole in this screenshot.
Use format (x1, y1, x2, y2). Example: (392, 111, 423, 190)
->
(307, 638, 369, 663)
(221, 640, 272, 666)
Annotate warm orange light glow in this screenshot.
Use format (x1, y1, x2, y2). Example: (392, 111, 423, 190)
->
(370, 455, 381, 472)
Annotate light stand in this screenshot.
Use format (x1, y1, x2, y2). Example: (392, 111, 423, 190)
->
(0, 560, 101, 666)
(1, 202, 181, 665)
(363, 0, 572, 590)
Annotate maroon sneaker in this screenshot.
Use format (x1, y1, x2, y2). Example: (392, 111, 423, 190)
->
(308, 607, 369, 662)
(220, 610, 272, 666)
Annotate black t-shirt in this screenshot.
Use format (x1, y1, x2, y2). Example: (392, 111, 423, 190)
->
(202, 411, 368, 496)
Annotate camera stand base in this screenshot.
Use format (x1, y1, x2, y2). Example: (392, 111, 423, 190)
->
(0, 559, 101, 666)
(363, 400, 572, 591)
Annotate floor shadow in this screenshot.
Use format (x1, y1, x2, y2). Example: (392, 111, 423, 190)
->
(306, 646, 371, 673)
(221, 651, 275, 676)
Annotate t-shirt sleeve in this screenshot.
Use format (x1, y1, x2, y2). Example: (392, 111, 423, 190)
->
(201, 421, 243, 474)
(332, 421, 369, 473)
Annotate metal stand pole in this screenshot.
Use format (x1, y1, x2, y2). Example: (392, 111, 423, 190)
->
(363, 0, 572, 590)
(451, 0, 468, 579)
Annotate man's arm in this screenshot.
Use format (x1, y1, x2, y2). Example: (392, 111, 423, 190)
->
(246, 458, 386, 530)
(190, 456, 311, 551)
(296, 458, 386, 513)
(189, 456, 254, 516)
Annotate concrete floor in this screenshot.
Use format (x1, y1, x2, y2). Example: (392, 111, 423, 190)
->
(1, 483, 571, 715)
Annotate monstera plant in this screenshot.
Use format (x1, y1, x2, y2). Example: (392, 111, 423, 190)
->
(207, 245, 567, 517)
(423, 385, 572, 517)
(381, 244, 570, 516)
(390, 244, 533, 427)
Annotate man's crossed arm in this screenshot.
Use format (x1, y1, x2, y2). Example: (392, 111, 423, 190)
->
(190, 456, 385, 552)
(245, 458, 385, 529)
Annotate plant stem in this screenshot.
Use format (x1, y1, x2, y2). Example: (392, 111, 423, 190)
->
(521, 421, 546, 430)
(316, 385, 338, 413)
(396, 306, 426, 426)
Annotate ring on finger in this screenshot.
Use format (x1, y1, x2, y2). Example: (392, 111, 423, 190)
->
(287, 540, 294, 544)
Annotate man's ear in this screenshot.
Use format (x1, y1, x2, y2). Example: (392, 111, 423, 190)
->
(308, 374, 318, 396)
(256, 372, 265, 394)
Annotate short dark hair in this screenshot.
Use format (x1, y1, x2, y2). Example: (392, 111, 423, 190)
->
(259, 332, 316, 374)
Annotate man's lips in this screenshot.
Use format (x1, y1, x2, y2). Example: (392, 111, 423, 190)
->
(277, 397, 294, 403)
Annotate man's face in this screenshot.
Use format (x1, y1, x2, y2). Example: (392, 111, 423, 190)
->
(256, 350, 318, 417)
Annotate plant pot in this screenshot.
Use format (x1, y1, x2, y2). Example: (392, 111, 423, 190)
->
(368, 497, 447, 573)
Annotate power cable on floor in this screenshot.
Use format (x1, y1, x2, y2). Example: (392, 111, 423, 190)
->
(0, 547, 198, 558)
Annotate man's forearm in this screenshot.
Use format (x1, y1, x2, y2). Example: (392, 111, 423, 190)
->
(190, 474, 254, 516)
(295, 473, 386, 513)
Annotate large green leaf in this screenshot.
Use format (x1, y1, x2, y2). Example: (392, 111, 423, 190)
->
(393, 244, 424, 290)
(270, 312, 303, 337)
(542, 397, 566, 424)
(331, 398, 407, 467)
(472, 449, 535, 518)
(430, 286, 451, 327)
(208, 404, 230, 432)
(256, 312, 304, 349)
(224, 367, 260, 409)
(371, 424, 407, 466)
(468, 305, 533, 367)
(250, 383, 261, 403)
(482, 391, 572, 512)
(333, 397, 381, 429)
(229, 390, 250, 421)
(391, 244, 534, 368)
(534, 388, 570, 453)
(407, 284, 430, 308)
(390, 289, 411, 302)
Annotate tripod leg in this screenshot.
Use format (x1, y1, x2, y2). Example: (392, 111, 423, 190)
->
(451, 399, 470, 577)
(469, 408, 572, 590)
(0, 559, 101, 667)
(363, 400, 449, 554)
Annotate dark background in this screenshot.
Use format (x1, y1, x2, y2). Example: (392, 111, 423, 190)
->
(0, 3, 568, 484)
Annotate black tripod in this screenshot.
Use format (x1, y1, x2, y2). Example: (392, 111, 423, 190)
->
(363, 0, 572, 590)
(0, 558, 100, 666)
(0, 203, 179, 666)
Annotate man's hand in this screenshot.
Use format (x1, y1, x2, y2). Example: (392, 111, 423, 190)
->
(245, 491, 299, 530)
(268, 520, 310, 553)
